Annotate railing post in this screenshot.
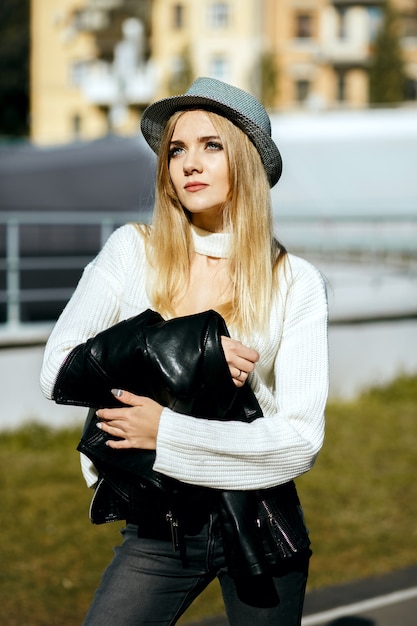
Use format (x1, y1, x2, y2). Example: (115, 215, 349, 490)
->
(6, 218, 21, 327)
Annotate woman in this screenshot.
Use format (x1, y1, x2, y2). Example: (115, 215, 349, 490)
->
(41, 77, 328, 625)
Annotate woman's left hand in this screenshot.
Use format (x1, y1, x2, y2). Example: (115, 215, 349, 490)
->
(96, 390, 163, 450)
(221, 336, 259, 387)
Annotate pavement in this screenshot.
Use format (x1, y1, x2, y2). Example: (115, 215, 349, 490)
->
(186, 564, 417, 625)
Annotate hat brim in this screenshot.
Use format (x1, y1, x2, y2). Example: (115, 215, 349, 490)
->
(140, 94, 282, 187)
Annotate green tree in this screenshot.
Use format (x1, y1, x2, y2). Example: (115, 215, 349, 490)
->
(167, 47, 194, 96)
(250, 51, 279, 109)
(368, 1, 407, 104)
(0, 0, 30, 137)
(259, 51, 279, 109)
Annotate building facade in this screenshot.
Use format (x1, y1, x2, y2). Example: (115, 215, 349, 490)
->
(31, 0, 103, 144)
(31, 0, 417, 145)
(150, 0, 265, 98)
(265, 0, 417, 109)
(30, 0, 153, 144)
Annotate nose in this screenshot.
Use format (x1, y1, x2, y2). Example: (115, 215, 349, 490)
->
(183, 148, 203, 175)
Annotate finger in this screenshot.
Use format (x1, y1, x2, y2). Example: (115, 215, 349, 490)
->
(110, 389, 146, 406)
(106, 438, 133, 450)
(96, 407, 128, 422)
(221, 338, 259, 374)
(221, 336, 259, 362)
(238, 345, 259, 363)
(229, 357, 254, 379)
(235, 348, 259, 373)
(96, 419, 126, 439)
(234, 367, 247, 381)
(232, 368, 246, 388)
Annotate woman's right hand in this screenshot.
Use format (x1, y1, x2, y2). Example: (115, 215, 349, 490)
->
(221, 336, 259, 387)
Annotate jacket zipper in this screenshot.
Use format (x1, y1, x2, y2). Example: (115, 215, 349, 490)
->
(261, 499, 298, 553)
(166, 511, 180, 551)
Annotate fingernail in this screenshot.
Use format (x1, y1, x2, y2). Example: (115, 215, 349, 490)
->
(111, 388, 123, 397)
(96, 422, 102, 429)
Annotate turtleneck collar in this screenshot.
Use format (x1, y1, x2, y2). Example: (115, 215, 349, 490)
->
(191, 224, 232, 259)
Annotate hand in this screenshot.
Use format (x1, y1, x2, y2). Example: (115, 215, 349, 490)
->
(96, 390, 163, 450)
(221, 336, 259, 387)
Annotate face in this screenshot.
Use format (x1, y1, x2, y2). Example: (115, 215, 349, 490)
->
(168, 110, 230, 231)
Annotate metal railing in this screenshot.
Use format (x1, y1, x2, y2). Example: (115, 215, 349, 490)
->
(0, 211, 416, 329)
(0, 211, 144, 328)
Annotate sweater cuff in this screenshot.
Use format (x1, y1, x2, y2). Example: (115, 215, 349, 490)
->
(154, 407, 189, 479)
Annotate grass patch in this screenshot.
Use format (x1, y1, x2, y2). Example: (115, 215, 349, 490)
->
(297, 374, 417, 589)
(1, 375, 416, 625)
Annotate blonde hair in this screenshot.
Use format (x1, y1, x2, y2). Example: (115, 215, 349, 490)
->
(142, 109, 286, 337)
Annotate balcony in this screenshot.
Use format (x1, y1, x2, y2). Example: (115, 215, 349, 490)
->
(321, 5, 372, 66)
(322, 41, 370, 67)
(80, 61, 157, 106)
(331, 0, 381, 6)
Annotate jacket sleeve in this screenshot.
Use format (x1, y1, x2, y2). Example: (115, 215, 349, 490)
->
(153, 257, 329, 491)
(50, 313, 151, 409)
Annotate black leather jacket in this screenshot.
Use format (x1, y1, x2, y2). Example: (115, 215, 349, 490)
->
(53, 309, 309, 592)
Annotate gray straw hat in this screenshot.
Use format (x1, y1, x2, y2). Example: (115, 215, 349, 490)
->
(140, 77, 282, 187)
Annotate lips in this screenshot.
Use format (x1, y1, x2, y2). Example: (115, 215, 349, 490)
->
(184, 182, 208, 192)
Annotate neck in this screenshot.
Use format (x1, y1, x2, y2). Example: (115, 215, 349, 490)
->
(190, 224, 232, 259)
(190, 212, 225, 233)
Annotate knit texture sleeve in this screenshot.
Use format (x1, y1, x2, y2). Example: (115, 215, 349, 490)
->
(40, 224, 148, 399)
(154, 256, 329, 490)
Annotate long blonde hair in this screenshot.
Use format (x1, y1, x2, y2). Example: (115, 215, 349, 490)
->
(142, 109, 286, 336)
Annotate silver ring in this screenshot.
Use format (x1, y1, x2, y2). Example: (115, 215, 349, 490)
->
(237, 369, 243, 380)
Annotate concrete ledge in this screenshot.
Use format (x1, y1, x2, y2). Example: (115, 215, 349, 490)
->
(0, 323, 53, 348)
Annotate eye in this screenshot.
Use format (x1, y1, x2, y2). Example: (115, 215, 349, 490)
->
(206, 141, 223, 151)
(169, 145, 184, 159)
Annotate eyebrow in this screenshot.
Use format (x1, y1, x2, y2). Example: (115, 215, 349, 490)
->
(169, 135, 221, 146)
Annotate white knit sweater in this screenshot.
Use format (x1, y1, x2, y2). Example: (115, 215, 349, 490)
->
(40, 223, 329, 490)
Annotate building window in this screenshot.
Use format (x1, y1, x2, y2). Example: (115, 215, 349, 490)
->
(70, 61, 88, 86)
(295, 13, 313, 39)
(172, 4, 184, 29)
(405, 78, 417, 100)
(208, 2, 230, 29)
(210, 56, 229, 81)
(295, 79, 310, 103)
(72, 114, 82, 140)
(336, 71, 346, 102)
(72, 9, 107, 32)
(336, 7, 348, 39)
(367, 7, 383, 42)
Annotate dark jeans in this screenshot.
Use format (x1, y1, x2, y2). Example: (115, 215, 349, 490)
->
(83, 514, 310, 626)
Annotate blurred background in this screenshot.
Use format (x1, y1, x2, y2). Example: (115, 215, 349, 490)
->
(0, 0, 416, 426)
(1, 4, 417, 626)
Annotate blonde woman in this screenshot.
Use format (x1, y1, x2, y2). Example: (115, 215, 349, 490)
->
(41, 77, 328, 625)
